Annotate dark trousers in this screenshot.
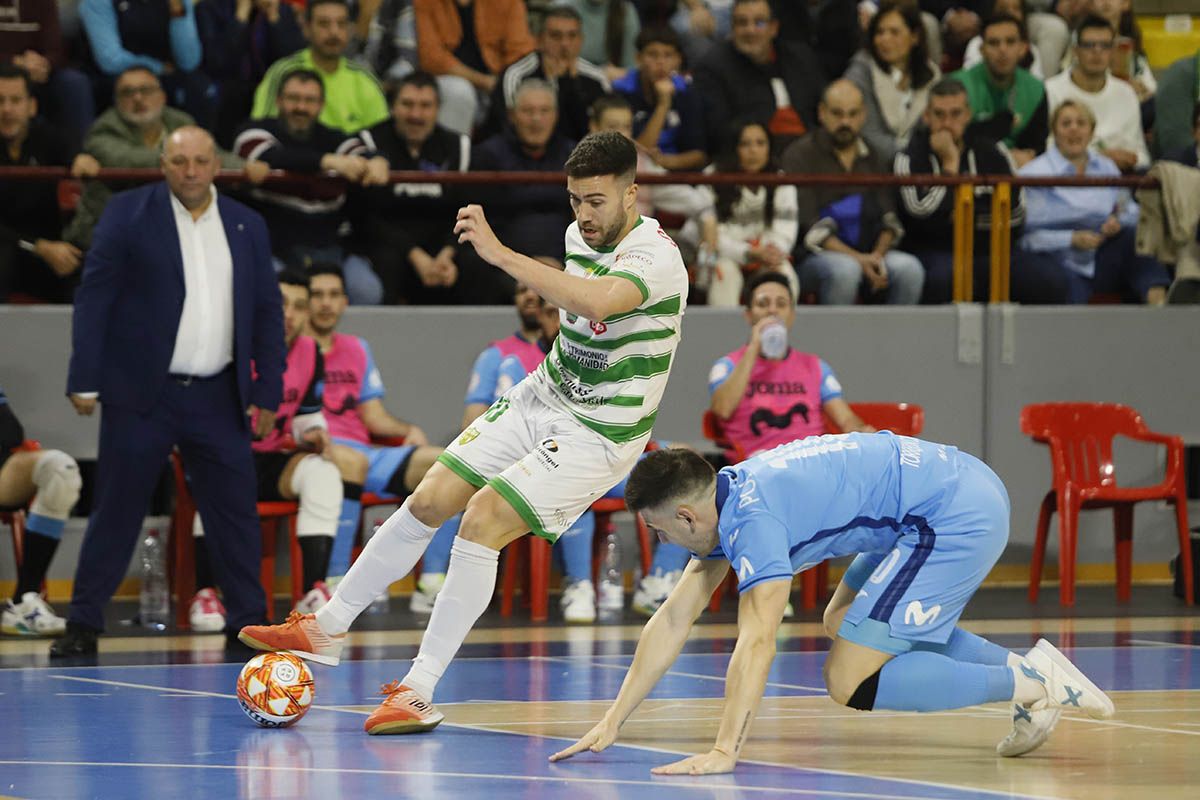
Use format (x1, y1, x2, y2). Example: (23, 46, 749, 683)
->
(0, 243, 78, 303)
(67, 368, 266, 632)
(1019, 227, 1171, 304)
(916, 245, 1068, 305)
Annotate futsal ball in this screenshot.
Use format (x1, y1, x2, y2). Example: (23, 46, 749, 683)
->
(236, 651, 315, 728)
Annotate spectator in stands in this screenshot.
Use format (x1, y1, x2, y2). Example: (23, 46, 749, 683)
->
(483, 5, 609, 144)
(783, 79, 924, 305)
(845, 1, 941, 165)
(0, 0, 95, 151)
(1017, 99, 1169, 304)
(188, 271, 370, 631)
(414, 0, 534, 136)
(952, 11, 1048, 167)
(1086, 0, 1155, 106)
(360, 0, 419, 82)
(79, 0, 217, 129)
(893, 77, 1049, 303)
(916, 1, 987, 67)
(561, 0, 640, 81)
(303, 264, 452, 581)
(0, 385, 82, 637)
(1153, 50, 1198, 159)
(701, 119, 799, 306)
(1044, 14, 1148, 173)
(587, 94, 717, 264)
(961, 1, 1069, 78)
(253, 0, 389, 134)
(355, 71, 474, 304)
(63, 66, 262, 250)
(693, 0, 824, 157)
(612, 26, 707, 171)
(196, 0, 306, 148)
(468, 79, 575, 295)
(1162, 104, 1200, 168)
(235, 69, 387, 305)
(708, 271, 874, 462)
(0, 64, 100, 302)
(668, 0, 729, 67)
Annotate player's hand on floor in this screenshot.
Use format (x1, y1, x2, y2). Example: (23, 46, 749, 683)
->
(650, 748, 737, 776)
(454, 205, 508, 266)
(548, 717, 620, 762)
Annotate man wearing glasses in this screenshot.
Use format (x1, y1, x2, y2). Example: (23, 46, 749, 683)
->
(1044, 14, 1149, 173)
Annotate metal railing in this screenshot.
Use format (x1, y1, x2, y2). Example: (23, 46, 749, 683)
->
(2, 166, 1158, 304)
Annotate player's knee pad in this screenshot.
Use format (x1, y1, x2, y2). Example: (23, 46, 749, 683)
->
(290, 455, 342, 537)
(846, 669, 882, 711)
(29, 450, 81, 520)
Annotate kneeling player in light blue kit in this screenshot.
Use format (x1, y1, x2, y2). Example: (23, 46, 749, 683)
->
(551, 433, 1115, 775)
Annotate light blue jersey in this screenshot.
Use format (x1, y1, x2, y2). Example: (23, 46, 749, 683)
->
(712, 432, 1010, 652)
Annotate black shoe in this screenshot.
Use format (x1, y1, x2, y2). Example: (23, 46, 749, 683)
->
(49, 622, 99, 658)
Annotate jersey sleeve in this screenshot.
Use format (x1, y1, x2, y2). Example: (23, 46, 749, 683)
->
(708, 356, 736, 395)
(357, 338, 386, 403)
(464, 346, 502, 406)
(818, 359, 843, 404)
(723, 511, 795, 594)
(610, 232, 684, 306)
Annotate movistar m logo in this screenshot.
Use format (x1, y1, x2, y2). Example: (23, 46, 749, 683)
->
(903, 600, 941, 626)
(737, 557, 755, 583)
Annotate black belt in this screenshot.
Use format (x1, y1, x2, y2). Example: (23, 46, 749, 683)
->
(169, 365, 232, 386)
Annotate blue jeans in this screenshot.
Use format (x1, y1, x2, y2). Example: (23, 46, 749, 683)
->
(799, 250, 925, 305)
(1018, 227, 1169, 304)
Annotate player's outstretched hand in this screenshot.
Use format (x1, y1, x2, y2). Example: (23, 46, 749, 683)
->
(650, 748, 737, 776)
(548, 717, 620, 762)
(454, 205, 508, 266)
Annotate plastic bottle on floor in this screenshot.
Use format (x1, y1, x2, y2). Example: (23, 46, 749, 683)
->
(597, 532, 623, 620)
(139, 530, 169, 631)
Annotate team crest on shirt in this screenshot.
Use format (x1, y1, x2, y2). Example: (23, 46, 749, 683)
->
(590, 321, 607, 335)
(458, 427, 480, 445)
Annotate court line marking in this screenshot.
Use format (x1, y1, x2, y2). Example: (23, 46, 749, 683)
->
(1127, 638, 1200, 649)
(536, 655, 828, 692)
(42, 673, 1065, 800)
(0, 761, 961, 799)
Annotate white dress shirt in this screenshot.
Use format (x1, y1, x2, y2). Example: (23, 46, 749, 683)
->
(168, 186, 235, 377)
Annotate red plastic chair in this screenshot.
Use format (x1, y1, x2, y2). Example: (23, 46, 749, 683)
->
(703, 403, 924, 612)
(2, 441, 43, 590)
(169, 451, 303, 628)
(1020, 402, 1194, 607)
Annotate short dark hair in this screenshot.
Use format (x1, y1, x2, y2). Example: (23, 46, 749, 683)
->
(307, 262, 345, 288)
(588, 93, 632, 122)
(564, 131, 637, 183)
(1074, 13, 1116, 42)
(542, 5, 582, 27)
(981, 11, 1028, 42)
(306, 0, 347, 21)
(278, 69, 325, 99)
(0, 63, 34, 96)
(625, 449, 717, 515)
(732, 0, 774, 17)
(635, 26, 682, 54)
(279, 270, 312, 292)
(115, 65, 160, 90)
(929, 76, 968, 99)
(742, 271, 793, 308)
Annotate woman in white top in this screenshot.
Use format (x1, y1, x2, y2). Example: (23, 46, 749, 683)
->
(843, 1, 940, 166)
(703, 120, 800, 307)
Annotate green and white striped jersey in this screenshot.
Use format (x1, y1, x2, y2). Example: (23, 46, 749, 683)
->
(531, 216, 688, 444)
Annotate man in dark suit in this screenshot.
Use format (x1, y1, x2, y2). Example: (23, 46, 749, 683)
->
(51, 126, 286, 657)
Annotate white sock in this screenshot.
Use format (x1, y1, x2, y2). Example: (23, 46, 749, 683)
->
(402, 537, 499, 701)
(316, 498, 437, 635)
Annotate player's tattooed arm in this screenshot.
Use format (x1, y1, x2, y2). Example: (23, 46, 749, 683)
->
(652, 577, 791, 775)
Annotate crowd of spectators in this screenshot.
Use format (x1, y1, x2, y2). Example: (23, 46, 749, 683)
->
(3, 0, 1200, 307)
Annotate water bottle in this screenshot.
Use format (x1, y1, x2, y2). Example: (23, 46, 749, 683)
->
(597, 531, 623, 620)
(139, 529, 169, 631)
(759, 319, 789, 360)
(695, 243, 718, 290)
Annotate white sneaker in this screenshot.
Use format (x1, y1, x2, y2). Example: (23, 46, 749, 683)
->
(1023, 638, 1115, 719)
(996, 643, 1062, 757)
(560, 579, 596, 623)
(2, 592, 67, 636)
(294, 581, 333, 615)
(188, 588, 226, 632)
(631, 570, 682, 616)
(409, 572, 445, 614)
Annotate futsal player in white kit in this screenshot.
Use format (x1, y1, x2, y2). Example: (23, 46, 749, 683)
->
(240, 131, 691, 734)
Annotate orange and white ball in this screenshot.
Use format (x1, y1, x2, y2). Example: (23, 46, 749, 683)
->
(236, 652, 315, 727)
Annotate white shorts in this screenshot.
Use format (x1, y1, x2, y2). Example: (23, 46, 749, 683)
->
(438, 379, 646, 541)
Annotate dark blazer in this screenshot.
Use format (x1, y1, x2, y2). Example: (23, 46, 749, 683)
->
(67, 182, 284, 416)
